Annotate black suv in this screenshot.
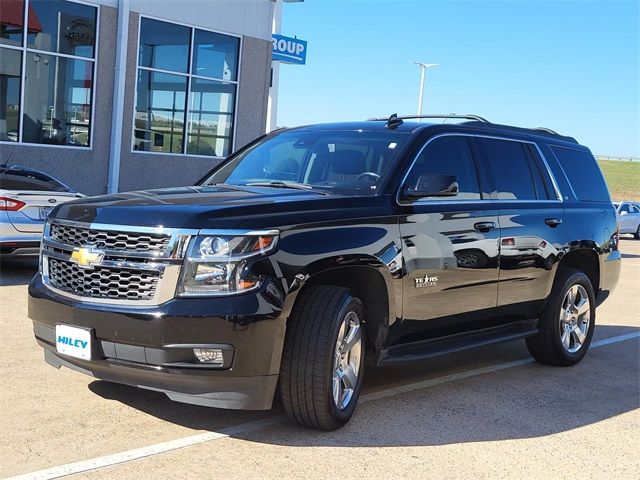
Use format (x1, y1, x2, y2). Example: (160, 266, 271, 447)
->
(28, 114, 621, 430)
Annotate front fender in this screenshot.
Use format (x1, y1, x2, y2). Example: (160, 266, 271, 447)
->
(278, 254, 400, 326)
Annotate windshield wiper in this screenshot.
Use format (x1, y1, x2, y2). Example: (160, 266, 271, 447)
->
(243, 181, 328, 195)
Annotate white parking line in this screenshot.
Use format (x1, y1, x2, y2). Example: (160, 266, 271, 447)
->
(5, 417, 286, 480)
(7, 331, 640, 480)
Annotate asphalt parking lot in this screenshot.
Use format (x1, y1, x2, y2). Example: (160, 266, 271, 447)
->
(1, 239, 638, 480)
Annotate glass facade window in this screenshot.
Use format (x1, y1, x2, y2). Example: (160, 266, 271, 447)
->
(135, 17, 239, 157)
(0, 0, 97, 147)
(138, 18, 190, 73)
(27, 0, 96, 58)
(0, 48, 22, 141)
(134, 70, 187, 153)
(22, 52, 93, 146)
(187, 78, 235, 156)
(0, 0, 25, 47)
(193, 30, 239, 81)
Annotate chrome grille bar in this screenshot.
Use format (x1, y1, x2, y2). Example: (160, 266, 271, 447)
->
(48, 258, 160, 301)
(41, 220, 197, 306)
(50, 222, 170, 253)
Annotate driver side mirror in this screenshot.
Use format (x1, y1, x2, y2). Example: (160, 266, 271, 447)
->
(403, 174, 459, 199)
(619, 210, 628, 215)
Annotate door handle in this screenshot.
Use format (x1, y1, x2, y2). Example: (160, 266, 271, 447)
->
(474, 222, 496, 232)
(545, 218, 563, 228)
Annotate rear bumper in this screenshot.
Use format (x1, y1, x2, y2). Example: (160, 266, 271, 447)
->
(28, 275, 287, 410)
(0, 221, 41, 257)
(597, 249, 621, 306)
(0, 241, 40, 257)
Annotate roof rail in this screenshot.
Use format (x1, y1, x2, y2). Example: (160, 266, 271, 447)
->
(532, 127, 559, 135)
(366, 114, 573, 140)
(367, 113, 491, 123)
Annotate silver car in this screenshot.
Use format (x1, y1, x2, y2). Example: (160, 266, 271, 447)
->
(614, 201, 640, 239)
(1, 165, 84, 258)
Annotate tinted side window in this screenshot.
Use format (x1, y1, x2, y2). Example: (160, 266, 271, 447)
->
(525, 144, 553, 200)
(481, 138, 537, 200)
(405, 136, 481, 200)
(550, 146, 610, 202)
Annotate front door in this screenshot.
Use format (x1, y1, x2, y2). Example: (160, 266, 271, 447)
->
(396, 135, 500, 344)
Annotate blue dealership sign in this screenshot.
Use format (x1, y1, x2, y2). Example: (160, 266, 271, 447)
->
(272, 34, 307, 65)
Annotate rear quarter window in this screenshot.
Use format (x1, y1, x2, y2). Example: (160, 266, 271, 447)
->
(550, 146, 610, 202)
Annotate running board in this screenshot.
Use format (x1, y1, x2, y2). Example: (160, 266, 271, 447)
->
(377, 320, 538, 366)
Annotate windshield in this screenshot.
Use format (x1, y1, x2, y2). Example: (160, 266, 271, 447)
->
(201, 130, 409, 195)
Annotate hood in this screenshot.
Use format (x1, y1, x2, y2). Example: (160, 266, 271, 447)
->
(51, 185, 385, 230)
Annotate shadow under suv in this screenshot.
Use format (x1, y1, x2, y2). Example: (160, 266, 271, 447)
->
(28, 114, 621, 430)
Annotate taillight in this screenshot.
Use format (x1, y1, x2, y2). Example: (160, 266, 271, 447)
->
(0, 197, 26, 211)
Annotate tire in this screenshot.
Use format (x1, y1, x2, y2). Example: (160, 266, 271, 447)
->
(526, 268, 596, 366)
(634, 225, 640, 240)
(280, 285, 366, 430)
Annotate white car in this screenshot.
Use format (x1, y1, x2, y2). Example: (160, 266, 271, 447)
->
(613, 202, 640, 239)
(1, 165, 84, 258)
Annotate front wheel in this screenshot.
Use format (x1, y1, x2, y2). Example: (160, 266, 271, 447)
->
(280, 285, 365, 430)
(526, 268, 595, 366)
(634, 225, 640, 240)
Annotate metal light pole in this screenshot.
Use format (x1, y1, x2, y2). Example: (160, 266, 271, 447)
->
(413, 62, 439, 116)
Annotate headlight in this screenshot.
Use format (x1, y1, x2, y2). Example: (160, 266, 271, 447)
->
(177, 230, 278, 297)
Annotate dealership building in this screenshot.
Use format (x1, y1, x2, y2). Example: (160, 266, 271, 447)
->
(0, 0, 299, 195)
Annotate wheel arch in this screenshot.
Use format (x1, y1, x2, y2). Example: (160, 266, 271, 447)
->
(281, 256, 397, 352)
(556, 247, 600, 293)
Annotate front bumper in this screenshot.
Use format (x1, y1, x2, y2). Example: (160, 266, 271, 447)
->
(28, 275, 287, 410)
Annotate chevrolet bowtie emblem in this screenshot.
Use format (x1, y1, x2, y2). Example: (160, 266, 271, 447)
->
(70, 246, 105, 268)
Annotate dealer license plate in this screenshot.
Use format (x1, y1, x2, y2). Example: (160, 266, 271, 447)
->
(55, 324, 92, 360)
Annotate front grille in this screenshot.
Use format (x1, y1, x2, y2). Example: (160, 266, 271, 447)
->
(42, 221, 188, 304)
(48, 257, 160, 301)
(50, 223, 170, 253)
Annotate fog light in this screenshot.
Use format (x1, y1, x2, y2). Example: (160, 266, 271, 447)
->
(193, 348, 224, 365)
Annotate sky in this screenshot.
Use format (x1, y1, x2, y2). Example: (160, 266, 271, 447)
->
(278, 0, 640, 157)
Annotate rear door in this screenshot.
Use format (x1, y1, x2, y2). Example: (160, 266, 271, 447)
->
(477, 136, 569, 319)
(395, 134, 500, 343)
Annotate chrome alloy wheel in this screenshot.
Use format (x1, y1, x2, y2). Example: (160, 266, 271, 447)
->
(559, 284, 591, 354)
(332, 311, 362, 410)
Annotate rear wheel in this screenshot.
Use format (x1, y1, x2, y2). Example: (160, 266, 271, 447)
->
(280, 285, 365, 430)
(634, 225, 640, 240)
(526, 268, 595, 366)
